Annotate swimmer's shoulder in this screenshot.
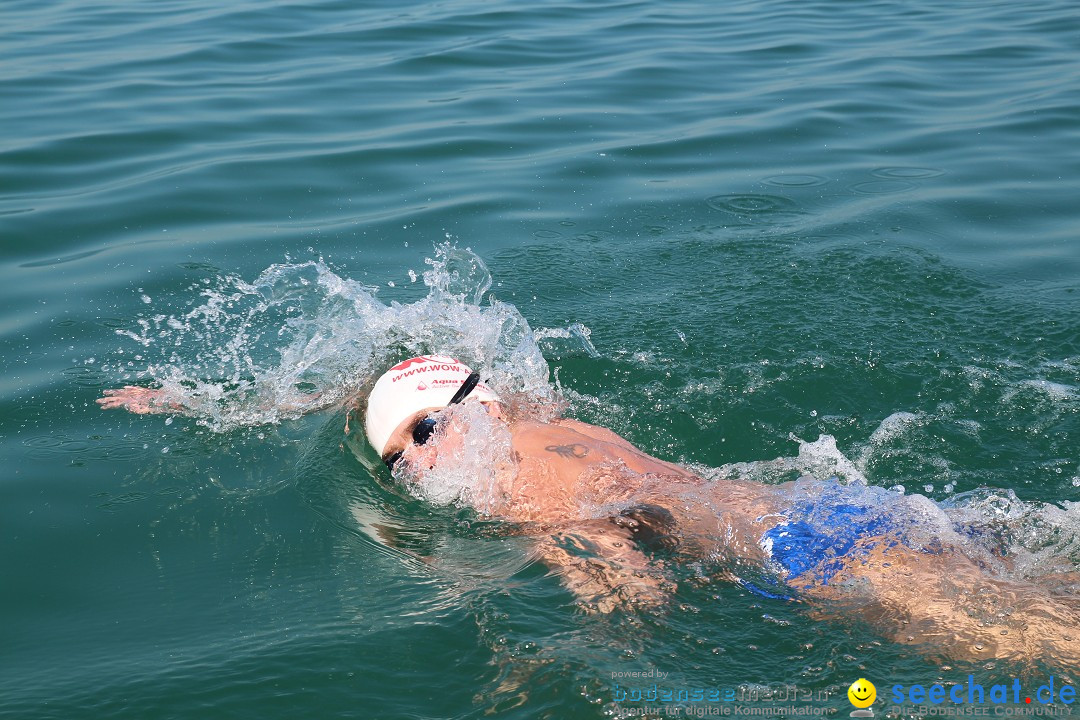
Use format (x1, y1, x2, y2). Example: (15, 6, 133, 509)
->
(505, 417, 600, 454)
(549, 417, 637, 449)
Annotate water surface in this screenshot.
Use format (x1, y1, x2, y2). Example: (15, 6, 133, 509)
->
(2, 0, 1079, 717)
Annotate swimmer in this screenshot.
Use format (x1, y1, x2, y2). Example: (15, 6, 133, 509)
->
(99, 355, 1080, 665)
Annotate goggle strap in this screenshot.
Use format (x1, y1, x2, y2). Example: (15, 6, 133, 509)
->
(448, 372, 481, 406)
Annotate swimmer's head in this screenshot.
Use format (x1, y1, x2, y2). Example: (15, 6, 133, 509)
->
(364, 355, 499, 461)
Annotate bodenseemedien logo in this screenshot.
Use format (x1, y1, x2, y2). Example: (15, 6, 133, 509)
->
(848, 678, 876, 717)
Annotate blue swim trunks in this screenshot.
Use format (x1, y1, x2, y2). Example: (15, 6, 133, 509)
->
(740, 480, 933, 600)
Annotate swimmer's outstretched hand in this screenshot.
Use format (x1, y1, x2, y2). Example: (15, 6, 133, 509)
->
(97, 386, 181, 414)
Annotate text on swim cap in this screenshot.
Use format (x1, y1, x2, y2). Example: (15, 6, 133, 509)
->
(389, 355, 460, 371)
(391, 364, 469, 382)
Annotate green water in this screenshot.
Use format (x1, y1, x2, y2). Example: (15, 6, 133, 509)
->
(3, 0, 1079, 718)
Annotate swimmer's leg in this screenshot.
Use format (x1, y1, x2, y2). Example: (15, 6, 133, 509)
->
(534, 517, 675, 613)
(802, 544, 1080, 666)
(1037, 570, 1080, 612)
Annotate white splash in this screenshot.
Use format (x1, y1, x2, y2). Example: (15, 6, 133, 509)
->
(941, 488, 1080, 579)
(695, 433, 867, 486)
(393, 400, 516, 516)
(109, 244, 570, 431)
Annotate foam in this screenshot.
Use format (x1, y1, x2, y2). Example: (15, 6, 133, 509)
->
(941, 488, 1080, 579)
(695, 433, 867, 487)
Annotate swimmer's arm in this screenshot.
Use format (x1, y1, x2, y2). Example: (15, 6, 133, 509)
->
(98, 385, 328, 417)
(535, 520, 673, 613)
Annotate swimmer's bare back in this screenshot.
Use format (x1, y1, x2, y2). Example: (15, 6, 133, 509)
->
(498, 418, 781, 615)
(499, 418, 1080, 665)
(498, 418, 699, 521)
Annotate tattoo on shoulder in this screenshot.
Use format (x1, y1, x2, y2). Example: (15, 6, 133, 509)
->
(545, 443, 589, 459)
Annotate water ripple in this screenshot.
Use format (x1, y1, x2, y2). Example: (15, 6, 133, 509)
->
(872, 166, 945, 179)
(762, 174, 829, 187)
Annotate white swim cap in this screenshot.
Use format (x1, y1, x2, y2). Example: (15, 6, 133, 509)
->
(364, 355, 499, 457)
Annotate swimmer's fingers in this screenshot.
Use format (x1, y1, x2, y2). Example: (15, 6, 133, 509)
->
(97, 386, 174, 414)
(96, 395, 155, 413)
(97, 388, 141, 409)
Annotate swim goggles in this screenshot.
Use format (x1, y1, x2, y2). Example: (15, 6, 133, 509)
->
(384, 372, 481, 469)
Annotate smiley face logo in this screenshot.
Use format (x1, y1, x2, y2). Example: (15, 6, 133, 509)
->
(848, 678, 876, 709)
